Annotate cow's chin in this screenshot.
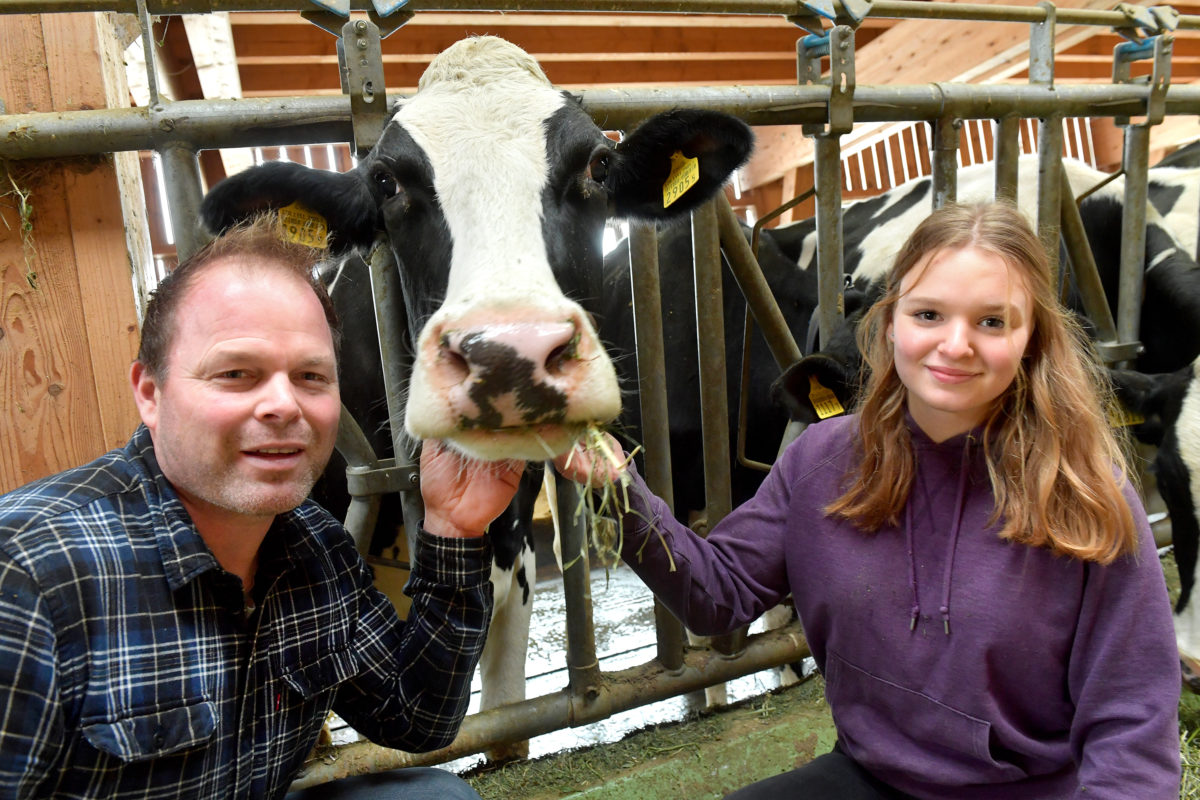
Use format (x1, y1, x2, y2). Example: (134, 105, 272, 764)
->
(443, 423, 590, 463)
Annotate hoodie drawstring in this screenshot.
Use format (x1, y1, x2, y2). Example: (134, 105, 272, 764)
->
(905, 438, 972, 635)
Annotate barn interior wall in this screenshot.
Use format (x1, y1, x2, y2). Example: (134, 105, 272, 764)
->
(0, 12, 149, 495)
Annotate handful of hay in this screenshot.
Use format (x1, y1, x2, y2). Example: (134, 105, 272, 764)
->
(546, 424, 675, 575)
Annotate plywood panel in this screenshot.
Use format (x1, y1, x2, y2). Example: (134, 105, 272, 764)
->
(0, 13, 144, 494)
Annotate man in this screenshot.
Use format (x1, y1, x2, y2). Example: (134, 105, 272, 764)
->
(0, 215, 523, 799)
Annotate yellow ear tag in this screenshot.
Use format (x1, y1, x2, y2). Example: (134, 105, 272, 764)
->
(662, 151, 700, 209)
(277, 201, 329, 250)
(808, 375, 846, 420)
(1106, 400, 1144, 428)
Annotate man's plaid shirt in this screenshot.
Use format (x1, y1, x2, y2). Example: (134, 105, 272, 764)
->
(0, 426, 493, 799)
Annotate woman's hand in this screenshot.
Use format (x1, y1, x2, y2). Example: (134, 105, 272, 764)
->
(420, 440, 526, 538)
(552, 433, 629, 488)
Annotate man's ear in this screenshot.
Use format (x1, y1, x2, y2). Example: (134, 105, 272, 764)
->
(130, 361, 160, 433)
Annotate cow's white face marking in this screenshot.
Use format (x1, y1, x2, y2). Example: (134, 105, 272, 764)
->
(394, 37, 620, 461)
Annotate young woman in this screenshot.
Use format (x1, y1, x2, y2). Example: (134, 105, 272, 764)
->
(549, 202, 1181, 798)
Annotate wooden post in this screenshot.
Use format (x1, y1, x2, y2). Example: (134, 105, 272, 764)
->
(1, 12, 150, 494)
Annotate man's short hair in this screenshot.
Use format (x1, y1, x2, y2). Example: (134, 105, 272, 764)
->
(137, 213, 341, 381)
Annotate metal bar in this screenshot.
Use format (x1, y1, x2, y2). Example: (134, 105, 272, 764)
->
(556, 475, 602, 694)
(157, 141, 207, 261)
(1117, 125, 1151, 369)
(715, 193, 803, 372)
(288, 620, 810, 789)
(691, 199, 732, 530)
(627, 221, 686, 671)
(812, 134, 845, 349)
(367, 245, 424, 538)
(931, 117, 959, 209)
(5, 84, 1200, 161)
(1057, 170, 1128, 364)
(992, 116, 1021, 202)
(1036, 117, 1064, 280)
(334, 405, 383, 553)
(4, 0, 1197, 29)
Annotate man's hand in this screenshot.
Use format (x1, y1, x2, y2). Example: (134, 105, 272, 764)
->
(420, 440, 526, 538)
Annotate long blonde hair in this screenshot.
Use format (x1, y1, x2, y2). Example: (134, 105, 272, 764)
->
(827, 202, 1137, 563)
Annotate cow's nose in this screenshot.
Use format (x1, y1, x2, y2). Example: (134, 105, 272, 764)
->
(443, 320, 578, 384)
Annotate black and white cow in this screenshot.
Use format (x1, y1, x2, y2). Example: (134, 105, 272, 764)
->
(200, 35, 752, 757)
(1108, 361, 1200, 685)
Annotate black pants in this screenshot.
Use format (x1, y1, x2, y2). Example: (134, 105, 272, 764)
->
(286, 767, 482, 800)
(726, 744, 913, 800)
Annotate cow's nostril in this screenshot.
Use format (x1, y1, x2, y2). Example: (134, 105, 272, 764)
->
(440, 340, 471, 383)
(545, 341, 574, 375)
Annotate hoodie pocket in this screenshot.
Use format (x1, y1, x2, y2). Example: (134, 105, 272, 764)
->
(824, 650, 1026, 785)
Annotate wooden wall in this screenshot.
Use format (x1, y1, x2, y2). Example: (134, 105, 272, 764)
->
(1, 12, 150, 495)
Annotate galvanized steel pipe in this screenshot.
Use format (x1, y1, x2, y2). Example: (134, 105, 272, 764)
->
(288, 620, 811, 789)
(627, 222, 686, 671)
(813, 134, 845, 349)
(715, 193, 803, 371)
(993, 116, 1021, 203)
(1036, 118, 1065, 278)
(1118, 125, 1151, 369)
(367, 245, 425, 534)
(1057, 170, 1122, 361)
(2, 0, 1197, 29)
(691, 199, 732, 531)
(4, 84, 1200, 161)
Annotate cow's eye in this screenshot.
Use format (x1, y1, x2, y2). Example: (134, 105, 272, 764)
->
(587, 152, 610, 184)
(372, 169, 399, 199)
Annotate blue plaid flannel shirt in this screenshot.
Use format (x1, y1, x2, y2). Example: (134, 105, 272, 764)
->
(0, 426, 493, 799)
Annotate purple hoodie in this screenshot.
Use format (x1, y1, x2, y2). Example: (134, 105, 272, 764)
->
(618, 414, 1180, 799)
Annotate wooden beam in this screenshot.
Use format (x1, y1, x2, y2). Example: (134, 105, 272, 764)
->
(1, 12, 147, 494)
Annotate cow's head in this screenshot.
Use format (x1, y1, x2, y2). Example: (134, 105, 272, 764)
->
(201, 36, 752, 461)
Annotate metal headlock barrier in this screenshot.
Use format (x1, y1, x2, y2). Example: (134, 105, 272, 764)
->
(4, 0, 1200, 786)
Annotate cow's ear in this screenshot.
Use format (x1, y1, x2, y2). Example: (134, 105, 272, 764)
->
(607, 109, 753, 221)
(770, 353, 857, 426)
(200, 161, 380, 254)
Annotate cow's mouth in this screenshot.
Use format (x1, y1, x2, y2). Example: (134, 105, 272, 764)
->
(450, 421, 590, 462)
